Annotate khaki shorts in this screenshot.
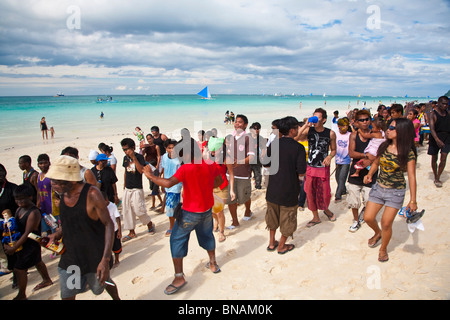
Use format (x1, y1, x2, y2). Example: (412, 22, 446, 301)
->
(347, 183, 371, 209)
(265, 201, 298, 238)
(228, 178, 251, 205)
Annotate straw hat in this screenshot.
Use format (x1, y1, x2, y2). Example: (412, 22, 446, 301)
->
(46, 155, 81, 181)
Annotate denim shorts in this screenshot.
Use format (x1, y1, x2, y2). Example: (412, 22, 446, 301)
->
(165, 192, 181, 218)
(58, 267, 110, 299)
(170, 208, 215, 258)
(368, 183, 406, 210)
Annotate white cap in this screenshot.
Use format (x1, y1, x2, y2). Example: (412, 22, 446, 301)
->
(88, 149, 99, 160)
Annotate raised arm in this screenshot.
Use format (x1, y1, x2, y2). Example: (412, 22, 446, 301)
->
(294, 121, 310, 141)
(143, 166, 180, 188)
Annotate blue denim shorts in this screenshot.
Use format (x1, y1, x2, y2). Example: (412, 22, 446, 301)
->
(368, 183, 406, 210)
(170, 208, 215, 258)
(165, 192, 181, 218)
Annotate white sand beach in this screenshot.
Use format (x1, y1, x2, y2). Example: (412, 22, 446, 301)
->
(0, 132, 449, 300)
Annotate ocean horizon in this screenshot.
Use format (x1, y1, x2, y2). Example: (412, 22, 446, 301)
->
(0, 94, 434, 151)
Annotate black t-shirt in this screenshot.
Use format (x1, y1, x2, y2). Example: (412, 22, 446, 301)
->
(307, 127, 331, 167)
(265, 137, 306, 206)
(348, 132, 377, 187)
(0, 181, 18, 214)
(23, 169, 38, 205)
(91, 166, 118, 202)
(123, 153, 146, 189)
(59, 184, 111, 274)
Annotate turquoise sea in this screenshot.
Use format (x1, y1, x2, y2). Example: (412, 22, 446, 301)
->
(0, 94, 432, 150)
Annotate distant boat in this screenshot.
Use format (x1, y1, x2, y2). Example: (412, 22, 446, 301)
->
(197, 86, 211, 99)
(54, 92, 64, 97)
(96, 96, 117, 103)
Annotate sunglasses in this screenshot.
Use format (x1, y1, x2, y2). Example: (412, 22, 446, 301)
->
(388, 125, 396, 131)
(357, 118, 370, 122)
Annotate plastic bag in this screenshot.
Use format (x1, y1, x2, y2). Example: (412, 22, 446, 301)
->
(212, 193, 225, 214)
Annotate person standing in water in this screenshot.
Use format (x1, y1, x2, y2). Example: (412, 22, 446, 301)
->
(40, 117, 48, 140)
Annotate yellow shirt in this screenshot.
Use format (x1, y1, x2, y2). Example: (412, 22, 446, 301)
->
(299, 140, 309, 162)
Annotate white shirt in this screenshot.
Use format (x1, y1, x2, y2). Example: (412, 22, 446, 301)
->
(107, 202, 120, 231)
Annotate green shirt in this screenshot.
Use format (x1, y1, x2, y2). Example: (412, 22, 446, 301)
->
(377, 149, 416, 189)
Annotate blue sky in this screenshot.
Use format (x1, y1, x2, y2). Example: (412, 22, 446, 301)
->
(0, 0, 449, 96)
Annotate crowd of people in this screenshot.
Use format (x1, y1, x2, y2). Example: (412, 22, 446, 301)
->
(0, 95, 449, 299)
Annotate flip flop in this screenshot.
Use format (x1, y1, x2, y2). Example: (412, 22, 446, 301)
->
(407, 209, 425, 224)
(147, 224, 156, 235)
(164, 281, 187, 295)
(368, 236, 381, 248)
(434, 181, 443, 188)
(306, 220, 321, 228)
(205, 262, 221, 274)
(266, 241, 279, 252)
(122, 234, 136, 242)
(378, 253, 389, 263)
(242, 212, 253, 221)
(278, 244, 295, 255)
(324, 211, 336, 221)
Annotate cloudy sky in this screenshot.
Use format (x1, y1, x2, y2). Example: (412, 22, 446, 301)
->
(0, 0, 449, 96)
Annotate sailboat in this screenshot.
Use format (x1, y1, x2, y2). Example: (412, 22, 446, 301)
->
(197, 86, 211, 100)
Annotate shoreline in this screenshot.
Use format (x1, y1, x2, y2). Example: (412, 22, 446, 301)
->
(0, 94, 432, 152)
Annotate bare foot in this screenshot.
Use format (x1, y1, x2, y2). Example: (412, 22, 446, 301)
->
(33, 280, 53, 291)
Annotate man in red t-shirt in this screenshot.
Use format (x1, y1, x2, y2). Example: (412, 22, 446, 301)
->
(144, 136, 223, 295)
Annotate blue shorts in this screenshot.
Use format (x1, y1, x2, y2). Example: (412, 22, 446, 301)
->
(170, 208, 215, 258)
(165, 192, 181, 218)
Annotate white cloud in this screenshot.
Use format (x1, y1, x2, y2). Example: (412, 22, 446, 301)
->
(0, 0, 449, 96)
